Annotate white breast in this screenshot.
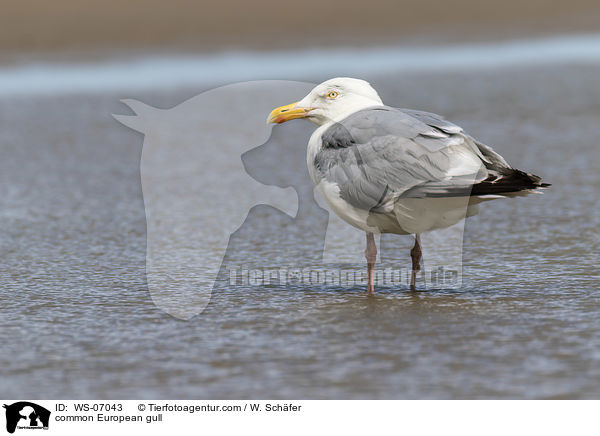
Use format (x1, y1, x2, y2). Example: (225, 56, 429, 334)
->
(307, 125, 383, 233)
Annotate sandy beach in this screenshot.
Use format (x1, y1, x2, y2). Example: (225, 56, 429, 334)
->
(3, 0, 600, 56)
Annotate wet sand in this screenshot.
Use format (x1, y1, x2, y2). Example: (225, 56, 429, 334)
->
(3, 0, 600, 56)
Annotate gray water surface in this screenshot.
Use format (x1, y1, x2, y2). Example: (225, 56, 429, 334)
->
(0, 62, 599, 399)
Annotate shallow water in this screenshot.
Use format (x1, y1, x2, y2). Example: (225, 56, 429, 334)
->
(0, 59, 599, 398)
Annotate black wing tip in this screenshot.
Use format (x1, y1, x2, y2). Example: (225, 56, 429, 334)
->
(401, 170, 551, 199)
(523, 172, 551, 190)
(469, 169, 550, 196)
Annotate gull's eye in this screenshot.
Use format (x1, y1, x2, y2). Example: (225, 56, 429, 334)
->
(326, 90, 339, 99)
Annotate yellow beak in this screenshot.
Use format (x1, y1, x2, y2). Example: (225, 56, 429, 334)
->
(267, 101, 312, 124)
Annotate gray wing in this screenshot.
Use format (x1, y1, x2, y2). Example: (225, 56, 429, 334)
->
(401, 108, 549, 195)
(398, 108, 463, 135)
(402, 108, 512, 168)
(313, 106, 489, 211)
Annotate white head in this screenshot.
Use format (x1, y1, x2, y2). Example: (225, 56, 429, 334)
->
(268, 77, 384, 126)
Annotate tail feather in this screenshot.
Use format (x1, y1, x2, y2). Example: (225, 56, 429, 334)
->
(472, 140, 550, 196)
(470, 167, 550, 196)
(402, 140, 550, 199)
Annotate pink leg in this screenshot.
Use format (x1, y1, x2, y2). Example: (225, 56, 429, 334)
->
(410, 234, 422, 291)
(365, 232, 377, 295)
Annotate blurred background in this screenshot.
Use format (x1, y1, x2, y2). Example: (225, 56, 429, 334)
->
(2, 0, 600, 56)
(1, 1, 599, 399)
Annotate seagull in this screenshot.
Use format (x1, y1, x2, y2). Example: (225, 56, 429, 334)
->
(267, 78, 549, 294)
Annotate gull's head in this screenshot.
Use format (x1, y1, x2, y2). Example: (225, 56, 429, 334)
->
(267, 77, 383, 126)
